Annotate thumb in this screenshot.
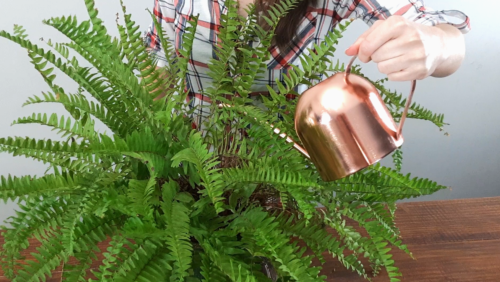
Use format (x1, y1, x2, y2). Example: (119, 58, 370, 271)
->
(345, 20, 382, 56)
(345, 37, 364, 56)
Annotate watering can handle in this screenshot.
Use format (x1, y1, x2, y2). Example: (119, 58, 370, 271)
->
(345, 55, 416, 139)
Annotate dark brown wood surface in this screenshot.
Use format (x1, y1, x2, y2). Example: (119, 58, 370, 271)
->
(1, 197, 499, 281)
(319, 197, 500, 281)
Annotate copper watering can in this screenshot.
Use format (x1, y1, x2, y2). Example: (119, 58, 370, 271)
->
(292, 55, 416, 181)
(223, 55, 416, 181)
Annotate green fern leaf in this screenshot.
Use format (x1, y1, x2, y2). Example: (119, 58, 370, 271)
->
(232, 208, 325, 281)
(172, 131, 225, 213)
(109, 239, 172, 282)
(161, 180, 193, 280)
(0, 174, 81, 201)
(62, 249, 96, 282)
(13, 113, 97, 141)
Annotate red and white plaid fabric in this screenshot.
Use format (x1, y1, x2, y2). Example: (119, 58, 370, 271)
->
(144, 0, 470, 127)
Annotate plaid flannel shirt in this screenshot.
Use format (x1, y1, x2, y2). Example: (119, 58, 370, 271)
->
(144, 0, 470, 127)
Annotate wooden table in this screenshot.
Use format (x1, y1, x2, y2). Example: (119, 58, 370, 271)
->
(1, 197, 499, 281)
(321, 197, 500, 282)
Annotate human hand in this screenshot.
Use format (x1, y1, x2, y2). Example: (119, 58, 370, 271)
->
(345, 16, 446, 81)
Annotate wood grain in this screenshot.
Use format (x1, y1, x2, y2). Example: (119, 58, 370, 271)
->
(1, 197, 499, 281)
(317, 197, 500, 281)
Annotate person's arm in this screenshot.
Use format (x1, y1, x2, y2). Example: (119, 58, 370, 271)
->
(345, 16, 466, 81)
(431, 23, 465, 78)
(341, 0, 470, 81)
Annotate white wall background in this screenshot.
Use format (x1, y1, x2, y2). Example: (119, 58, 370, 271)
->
(0, 0, 497, 224)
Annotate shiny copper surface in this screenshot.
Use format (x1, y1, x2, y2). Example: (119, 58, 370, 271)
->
(294, 56, 416, 181)
(219, 56, 416, 181)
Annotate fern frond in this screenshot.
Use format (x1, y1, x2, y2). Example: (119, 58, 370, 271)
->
(0, 174, 80, 200)
(13, 112, 97, 141)
(172, 131, 225, 213)
(61, 188, 100, 256)
(7, 16, 161, 137)
(12, 24, 28, 39)
(0, 136, 87, 166)
(327, 163, 447, 201)
(92, 235, 126, 281)
(24, 91, 128, 137)
(0, 29, 110, 107)
(233, 208, 325, 281)
(333, 195, 408, 280)
(322, 215, 370, 278)
(199, 251, 232, 282)
(392, 148, 403, 172)
(13, 235, 67, 282)
(62, 249, 96, 282)
(0, 198, 69, 279)
(118, 0, 151, 73)
(161, 180, 193, 280)
(13, 212, 121, 282)
(223, 166, 319, 189)
(276, 213, 367, 276)
(84, 0, 108, 35)
(8, 149, 105, 174)
(368, 163, 446, 197)
(198, 237, 261, 282)
(126, 176, 157, 218)
(0, 1, 449, 281)
(171, 15, 198, 103)
(108, 239, 172, 282)
(371, 237, 402, 282)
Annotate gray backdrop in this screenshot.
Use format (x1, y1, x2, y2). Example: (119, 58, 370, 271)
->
(0, 0, 497, 224)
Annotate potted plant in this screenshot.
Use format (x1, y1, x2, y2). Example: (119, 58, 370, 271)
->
(0, 0, 446, 281)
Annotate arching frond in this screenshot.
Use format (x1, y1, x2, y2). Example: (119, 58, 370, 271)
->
(0, 0, 447, 281)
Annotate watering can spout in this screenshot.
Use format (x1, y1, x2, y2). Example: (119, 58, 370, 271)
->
(216, 104, 311, 159)
(271, 127, 310, 159)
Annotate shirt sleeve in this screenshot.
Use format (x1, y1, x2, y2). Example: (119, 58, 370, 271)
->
(143, 0, 177, 67)
(336, 0, 470, 34)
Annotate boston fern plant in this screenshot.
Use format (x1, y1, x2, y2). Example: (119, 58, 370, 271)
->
(0, 0, 447, 281)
